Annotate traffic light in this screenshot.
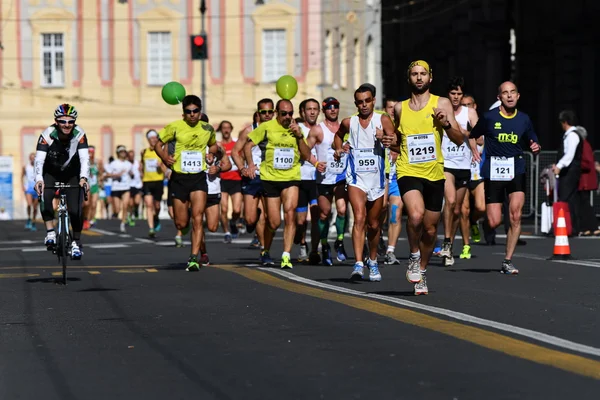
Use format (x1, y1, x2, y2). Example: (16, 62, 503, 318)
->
(190, 34, 208, 60)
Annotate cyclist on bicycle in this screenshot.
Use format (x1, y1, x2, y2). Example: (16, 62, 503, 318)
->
(34, 104, 90, 259)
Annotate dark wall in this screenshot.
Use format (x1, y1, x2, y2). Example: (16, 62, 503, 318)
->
(381, 0, 600, 150)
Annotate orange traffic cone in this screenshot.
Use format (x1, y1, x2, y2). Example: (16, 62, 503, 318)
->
(550, 208, 572, 260)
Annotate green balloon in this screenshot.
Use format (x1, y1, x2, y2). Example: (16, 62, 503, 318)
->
(276, 75, 298, 100)
(161, 81, 186, 105)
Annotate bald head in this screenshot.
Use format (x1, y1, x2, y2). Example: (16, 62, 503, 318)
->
(498, 81, 518, 95)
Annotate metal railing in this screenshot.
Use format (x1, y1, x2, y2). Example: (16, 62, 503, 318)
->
(533, 150, 600, 234)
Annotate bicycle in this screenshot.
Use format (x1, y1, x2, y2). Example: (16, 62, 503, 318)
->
(45, 183, 88, 285)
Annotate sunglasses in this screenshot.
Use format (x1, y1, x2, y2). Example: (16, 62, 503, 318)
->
(324, 104, 340, 110)
(184, 108, 201, 115)
(56, 120, 75, 125)
(354, 98, 373, 106)
(258, 109, 275, 115)
(278, 110, 293, 117)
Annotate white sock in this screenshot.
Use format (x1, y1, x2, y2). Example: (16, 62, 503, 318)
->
(282, 251, 291, 259)
(387, 246, 395, 254)
(410, 250, 421, 259)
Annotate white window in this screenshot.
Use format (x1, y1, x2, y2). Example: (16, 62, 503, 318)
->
(41, 33, 65, 87)
(324, 30, 332, 84)
(339, 34, 347, 88)
(147, 32, 172, 85)
(366, 35, 375, 86)
(262, 29, 286, 82)
(353, 38, 360, 89)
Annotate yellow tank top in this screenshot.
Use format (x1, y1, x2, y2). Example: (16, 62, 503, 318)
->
(396, 94, 445, 181)
(141, 148, 164, 182)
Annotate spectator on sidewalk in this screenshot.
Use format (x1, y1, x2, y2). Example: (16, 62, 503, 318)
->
(553, 110, 583, 235)
(574, 126, 600, 236)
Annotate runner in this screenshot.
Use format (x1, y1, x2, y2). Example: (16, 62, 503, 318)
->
(82, 146, 102, 229)
(382, 98, 404, 265)
(34, 104, 90, 259)
(243, 99, 312, 269)
(307, 97, 349, 265)
(105, 146, 134, 233)
(332, 84, 396, 281)
(22, 153, 39, 231)
(217, 120, 243, 243)
(439, 77, 479, 265)
(127, 150, 143, 226)
(390, 60, 464, 295)
(296, 99, 321, 264)
(232, 99, 274, 253)
(200, 144, 232, 265)
(155, 96, 217, 271)
(460, 94, 485, 247)
(141, 130, 166, 238)
(469, 81, 541, 274)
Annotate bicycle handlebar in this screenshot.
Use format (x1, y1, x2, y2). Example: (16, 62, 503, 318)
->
(46, 183, 89, 201)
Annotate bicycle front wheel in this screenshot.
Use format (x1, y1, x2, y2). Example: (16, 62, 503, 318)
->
(59, 213, 69, 284)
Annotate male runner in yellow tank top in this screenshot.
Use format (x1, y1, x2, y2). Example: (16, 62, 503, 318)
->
(390, 60, 464, 295)
(141, 130, 166, 238)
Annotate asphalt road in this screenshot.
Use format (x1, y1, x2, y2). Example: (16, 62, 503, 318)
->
(1, 218, 600, 399)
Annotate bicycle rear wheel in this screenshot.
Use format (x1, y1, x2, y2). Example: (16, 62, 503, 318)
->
(59, 213, 68, 284)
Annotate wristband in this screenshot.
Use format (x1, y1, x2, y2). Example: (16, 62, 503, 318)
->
(443, 122, 452, 130)
(313, 161, 319, 168)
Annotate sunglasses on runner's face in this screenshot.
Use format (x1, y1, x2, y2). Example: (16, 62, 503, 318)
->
(324, 104, 340, 110)
(184, 108, 201, 115)
(258, 109, 275, 115)
(56, 120, 75, 125)
(278, 110, 293, 117)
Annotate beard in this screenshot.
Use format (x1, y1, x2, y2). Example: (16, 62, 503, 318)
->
(411, 81, 430, 94)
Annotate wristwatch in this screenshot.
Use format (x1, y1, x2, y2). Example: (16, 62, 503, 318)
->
(443, 122, 452, 130)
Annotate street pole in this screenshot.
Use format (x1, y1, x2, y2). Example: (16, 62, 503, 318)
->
(200, 0, 206, 113)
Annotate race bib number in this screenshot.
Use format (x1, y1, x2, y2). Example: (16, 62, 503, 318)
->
(407, 133, 437, 164)
(355, 149, 378, 173)
(470, 160, 480, 181)
(445, 143, 467, 159)
(327, 150, 345, 175)
(180, 151, 203, 173)
(490, 156, 514, 181)
(145, 158, 158, 173)
(273, 148, 294, 170)
(89, 174, 98, 186)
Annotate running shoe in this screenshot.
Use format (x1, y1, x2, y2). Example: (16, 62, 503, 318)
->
(414, 273, 428, 295)
(384, 251, 400, 265)
(441, 241, 454, 267)
(200, 253, 210, 267)
(470, 223, 481, 243)
(334, 239, 347, 262)
(175, 235, 183, 247)
(406, 257, 422, 284)
(281, 254, 293, 269)
(224, 233, 232, 244)
(261, 250, 274, 266)
(366, 259, 381, 282)
(186, 256, 200, 272)
(149, 228, 156, 238)
(82, 220, 91, 230)
(30, 223, 37, 232)
(250, 235, 260, 248)
(120, 222, 126, 233)
(298, 243, 309, 263)
(322, 243, 333, 266)
(155, 222, 162, 232)
(25, 219, 32, 230)
(350, 263, 364, 280)
(501, 260, 519, 275)
(309, 250, 321, 265)
(459, 245, 471, 259)
(433, 240, 442, 257)
(70, 241, 82, 260)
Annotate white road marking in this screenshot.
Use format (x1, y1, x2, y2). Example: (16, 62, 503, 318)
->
(510, 253, 600, 269)
(89, 228, 116, 236)
(21, 247, 48, 252)
(261, 268, 600, 358)
(0, 240, 36, 245)
(88, 244, 130, 249)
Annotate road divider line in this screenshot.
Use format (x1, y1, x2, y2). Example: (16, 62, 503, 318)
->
(0, 273, 39, 278)
(504, 253, 600, 269)
(89, 228, 116, 236)
(89, 244, 130, 249)
(114, 269, 146, 273)
(217, 265, 600, 380)
(81, 230, 103, 237)
(88, 271, 101, 275)
(263, 268, 600, 358)
(145, 268, 158, 272)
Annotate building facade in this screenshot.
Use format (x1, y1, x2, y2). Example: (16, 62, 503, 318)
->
(321, 0, 382, 117)
(0, 0, 324, 217)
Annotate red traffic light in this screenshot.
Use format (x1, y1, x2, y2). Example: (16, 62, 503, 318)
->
(193, 36, 205, 47)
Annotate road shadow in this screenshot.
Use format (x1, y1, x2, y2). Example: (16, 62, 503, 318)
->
(77, 287, 120, 292)
(370, 290, 421, 297)
(445, 268, 498, 273)
(26, 277, 82, 284)
(153, 263, 187, 271)
(316, 278, 364, 285)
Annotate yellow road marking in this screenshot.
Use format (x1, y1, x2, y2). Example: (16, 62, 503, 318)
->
(218, 265, 600, 381)
(88, 271, 101, 275)
(51, 272, 62, 276)
(0, 273, 39, 279)
(145, 268, 158, 272)
(81, 230, 103, 237)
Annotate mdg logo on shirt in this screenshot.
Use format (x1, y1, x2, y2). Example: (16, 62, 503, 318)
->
(497, 132, 518, 144)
